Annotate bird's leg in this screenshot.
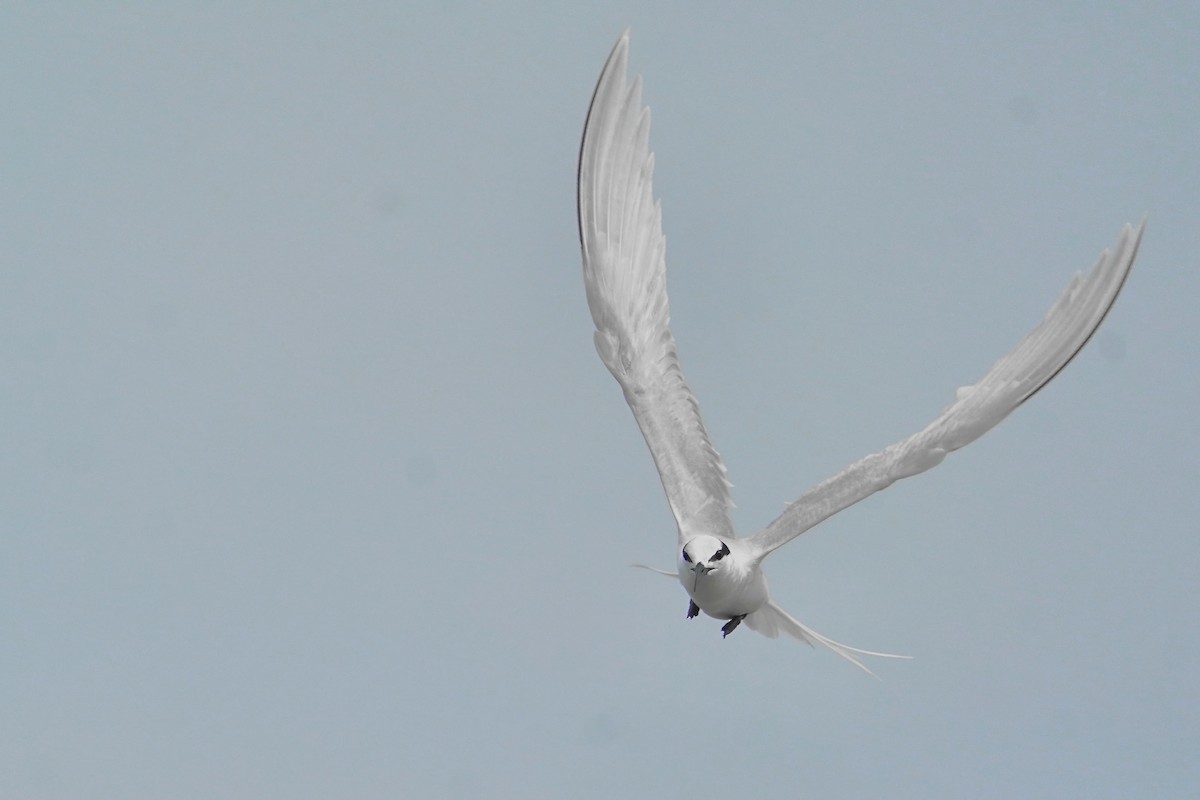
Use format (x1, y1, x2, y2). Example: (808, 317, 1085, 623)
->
(687, 600, 700, 619)
(721, 614, 747, 638)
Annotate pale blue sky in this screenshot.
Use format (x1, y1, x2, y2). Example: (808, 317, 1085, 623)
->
(3, 4, 1197, 798)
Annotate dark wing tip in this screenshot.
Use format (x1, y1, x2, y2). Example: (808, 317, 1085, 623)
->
(1018, 220, 1144, 407)
(577, 30, 634, 246)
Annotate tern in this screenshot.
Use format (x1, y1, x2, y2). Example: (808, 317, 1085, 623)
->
(576, 30, 1143, 671)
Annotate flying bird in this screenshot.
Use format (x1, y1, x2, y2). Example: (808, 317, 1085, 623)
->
(576, 30, 1143, 671)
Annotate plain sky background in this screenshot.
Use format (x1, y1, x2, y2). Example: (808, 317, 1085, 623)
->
(3, 3, 1198, 798)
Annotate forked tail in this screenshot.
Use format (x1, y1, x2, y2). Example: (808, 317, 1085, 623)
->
(745, 599, 911, 676)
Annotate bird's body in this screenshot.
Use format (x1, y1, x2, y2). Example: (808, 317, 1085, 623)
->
(680, 535, 766, 623)
(576, 30, 1143, 672)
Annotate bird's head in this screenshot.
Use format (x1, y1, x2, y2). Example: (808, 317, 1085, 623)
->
(680, 535, 732, 581)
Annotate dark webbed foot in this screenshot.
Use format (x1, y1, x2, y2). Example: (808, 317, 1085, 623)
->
(721, 614, 747, 638)
(687, 601, 700, 619)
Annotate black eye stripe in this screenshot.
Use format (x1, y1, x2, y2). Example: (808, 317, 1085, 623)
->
(710, 543, 731, 561)
(682, 550, 692, 563)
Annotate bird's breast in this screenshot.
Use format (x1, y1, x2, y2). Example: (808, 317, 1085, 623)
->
(680, 564, 769, 620)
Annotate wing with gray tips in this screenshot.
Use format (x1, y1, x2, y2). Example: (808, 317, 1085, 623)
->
(577, 31, 735, 544)
(746, 221, 1144, 559)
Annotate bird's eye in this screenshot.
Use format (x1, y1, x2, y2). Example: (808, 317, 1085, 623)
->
(710, 542, 730, 562)
(682, 550, 692, 563)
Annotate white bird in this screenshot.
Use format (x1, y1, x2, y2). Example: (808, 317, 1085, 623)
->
(576, 30, 1143, 672)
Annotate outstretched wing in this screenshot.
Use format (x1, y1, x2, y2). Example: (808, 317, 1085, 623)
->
(577, 31, 735, 544)
(746, 221, 1144, 559)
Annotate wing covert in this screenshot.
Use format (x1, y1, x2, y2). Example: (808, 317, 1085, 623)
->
(577, 31, 735, 543)
(745, 221, 1144, 559)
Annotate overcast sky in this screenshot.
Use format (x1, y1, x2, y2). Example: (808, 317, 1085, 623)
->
(3, 4, 1198, 798)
